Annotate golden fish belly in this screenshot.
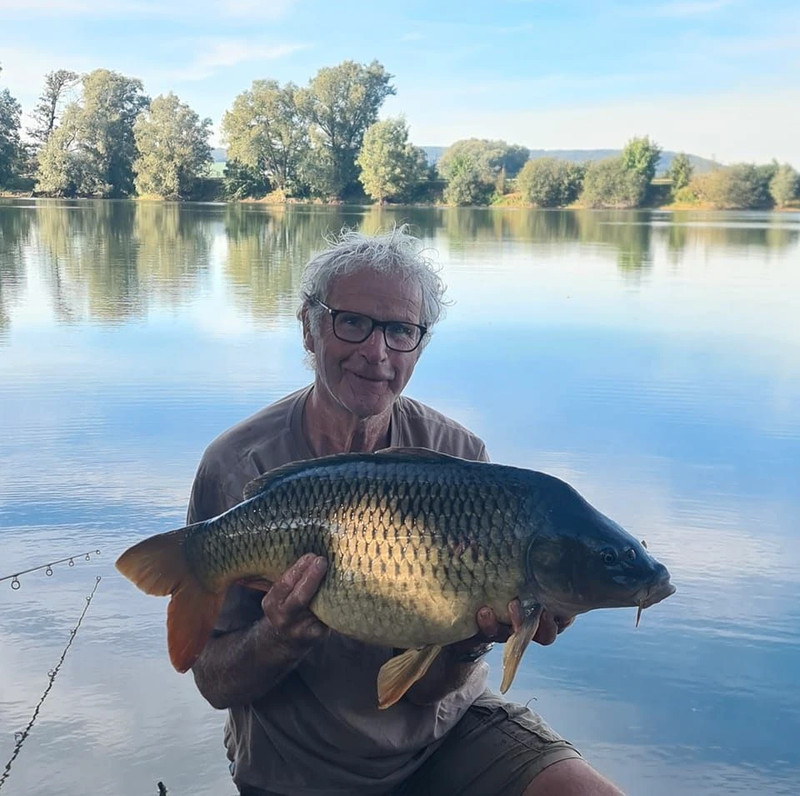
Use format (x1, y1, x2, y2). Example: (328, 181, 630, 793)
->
(187, 465, 527, 649)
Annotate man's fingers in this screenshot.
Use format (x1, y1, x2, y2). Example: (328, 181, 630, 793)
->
(280, 556, 328, 613)
(475, 607, 513, 642)
(266, 554, 325, 609)
(533, 612, 559, 646)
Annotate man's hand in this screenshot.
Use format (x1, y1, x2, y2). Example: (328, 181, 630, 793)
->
(450, 600, 574, 659)
(259, 553, 330, 652)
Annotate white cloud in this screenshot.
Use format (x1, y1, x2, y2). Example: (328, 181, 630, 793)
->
(167, 39, 310, 82)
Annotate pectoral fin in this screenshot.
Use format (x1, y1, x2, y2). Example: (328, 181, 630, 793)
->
(500, 600, 543, 693)
(377, 645, 443, 709)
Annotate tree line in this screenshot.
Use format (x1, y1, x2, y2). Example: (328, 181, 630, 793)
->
(0, 61, 797, 209)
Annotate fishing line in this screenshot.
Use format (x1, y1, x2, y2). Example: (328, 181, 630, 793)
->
(0, 576, 102, 791)
(0, 550, 101, 590)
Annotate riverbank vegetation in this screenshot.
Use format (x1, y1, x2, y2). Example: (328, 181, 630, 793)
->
(1, 61, 797, 210)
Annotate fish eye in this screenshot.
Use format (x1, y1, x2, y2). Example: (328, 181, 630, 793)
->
(600, 548, 618, 565)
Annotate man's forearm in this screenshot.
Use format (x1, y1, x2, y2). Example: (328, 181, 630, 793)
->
(191, 619, 307, 709)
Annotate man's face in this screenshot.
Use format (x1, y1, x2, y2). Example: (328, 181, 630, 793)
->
(304, 269, 423, 420)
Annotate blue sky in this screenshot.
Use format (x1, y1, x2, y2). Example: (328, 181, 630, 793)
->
(1, 0, 798, 165)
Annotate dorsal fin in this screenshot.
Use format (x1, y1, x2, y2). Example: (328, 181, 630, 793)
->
(374, 446, 464, 464)
(242, 448, 466, 501)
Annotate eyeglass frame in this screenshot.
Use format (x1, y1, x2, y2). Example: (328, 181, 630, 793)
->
(305, 295, 428, 352)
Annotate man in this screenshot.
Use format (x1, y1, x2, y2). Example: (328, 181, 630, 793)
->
(188, 228, 623, 795)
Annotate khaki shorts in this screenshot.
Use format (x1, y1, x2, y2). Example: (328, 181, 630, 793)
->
(391, 691, 582, 796)
(237, 692, 581, 796)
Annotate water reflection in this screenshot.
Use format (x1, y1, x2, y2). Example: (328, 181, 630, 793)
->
(2, 201, 799, 333)
(1, 200, 799, 795)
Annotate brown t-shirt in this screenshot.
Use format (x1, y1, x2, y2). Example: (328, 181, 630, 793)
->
(187, 386, 491, 795)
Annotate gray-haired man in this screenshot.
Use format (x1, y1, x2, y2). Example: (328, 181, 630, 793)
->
(188, 229, 623, 795)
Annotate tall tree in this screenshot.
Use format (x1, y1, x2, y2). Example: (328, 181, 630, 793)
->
(667, 153, 693, 190)
(0, 65, 22, 188)
(79, 70, 149, 196)
(34, 107, 83, 196)
(133, 93, 212, 199)
(221, 80, 308, 195)
(356, 117, 428, 203)
(769, 163, 799, 208)
(36, 69, 149, 198)
(297, 60, 395, 198)
(621, 135, 662, 185)
(28, 69, 80, 146)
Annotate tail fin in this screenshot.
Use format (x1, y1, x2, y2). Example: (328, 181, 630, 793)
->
(116, 526, 224, 673)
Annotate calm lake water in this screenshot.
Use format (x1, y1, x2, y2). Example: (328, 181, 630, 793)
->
(1, 199, 798, 796)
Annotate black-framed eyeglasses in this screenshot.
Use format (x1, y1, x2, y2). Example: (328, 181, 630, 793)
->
(307, 296, 427, 352)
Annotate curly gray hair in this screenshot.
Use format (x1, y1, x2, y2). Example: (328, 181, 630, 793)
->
(299, 226, 448, 352)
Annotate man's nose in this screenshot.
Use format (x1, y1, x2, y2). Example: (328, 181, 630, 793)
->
(359, 326, 389, 360)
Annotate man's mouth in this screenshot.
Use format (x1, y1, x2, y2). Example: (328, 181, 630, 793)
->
(351, 372, 389, 383)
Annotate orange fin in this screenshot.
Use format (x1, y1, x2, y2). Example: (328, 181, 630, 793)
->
(377, 645, 443, 709)
(116, 525, 223, 673)
(501, 601, 543, 693)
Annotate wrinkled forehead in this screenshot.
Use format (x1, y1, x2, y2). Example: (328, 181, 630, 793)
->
(326, 267, 423, 320)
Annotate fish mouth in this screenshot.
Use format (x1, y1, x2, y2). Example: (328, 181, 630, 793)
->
(633, 576, 676, 626)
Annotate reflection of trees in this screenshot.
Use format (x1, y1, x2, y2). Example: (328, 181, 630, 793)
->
(576, 211, 653, 272)
(223, 205, 342, 320)
(0, 202, 33, 336)
(134, 201, 214, 307)
(32, 200, 216, 323)
(35, 199, 143, 321)
(6, 202, 797, 333)
(439, 207, 652, 271)
(654, 211, 799, 256)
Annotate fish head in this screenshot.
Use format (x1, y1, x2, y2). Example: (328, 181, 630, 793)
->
(521, 473, 675, 618)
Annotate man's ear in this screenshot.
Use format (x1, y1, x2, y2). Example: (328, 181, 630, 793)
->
(301, 307, 316, 353)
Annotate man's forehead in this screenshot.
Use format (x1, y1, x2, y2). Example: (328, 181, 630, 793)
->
(327, 269, 422, 311)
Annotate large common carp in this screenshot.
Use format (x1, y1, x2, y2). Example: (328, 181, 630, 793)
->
(116, 448, 675, 708)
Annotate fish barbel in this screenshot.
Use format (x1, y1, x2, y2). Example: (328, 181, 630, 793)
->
(116, 448, 675, 708)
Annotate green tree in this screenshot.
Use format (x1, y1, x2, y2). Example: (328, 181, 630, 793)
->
(223, 158, 271, 200)
(36, 69, 148, 197)
(0, 65, 22, 188)
(356, 117, 428, 203)
(580, 157, 646, 209)
(297, 60, 395, 198)
(694, 163, 773, 209)
(438, 153, 492, 205)
(133, 93, 212, 200)
(28, 69, 80, 147)
(621, 135, 662, 185)
(221, 80, 308, 195)
(667, 153, 693, 191)
(34, 106, 83, 196)
(517, 157, 585, 207)
(437, 138, 530, 204)
(769, 163, 799, 208)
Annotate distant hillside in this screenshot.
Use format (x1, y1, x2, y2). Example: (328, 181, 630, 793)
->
(421, 146, 718, 174)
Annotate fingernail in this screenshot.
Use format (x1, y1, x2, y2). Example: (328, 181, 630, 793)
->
(479, 608, 491, 620)
(314, 557, 327, 571)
